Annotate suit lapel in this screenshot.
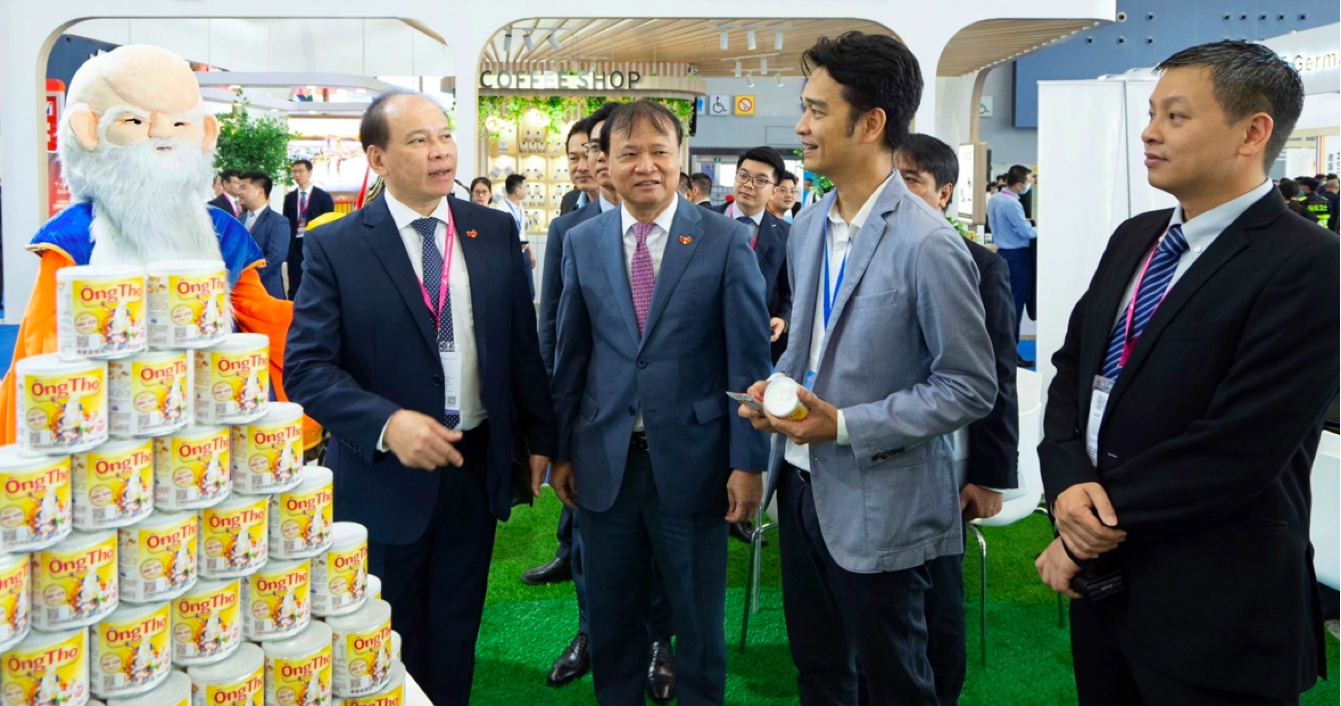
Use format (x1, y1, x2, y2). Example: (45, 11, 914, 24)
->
(754, 213, 780, 263)
(817, 184, 899, 362)
(600, 212, 643, 346)
(785, 208, 825, 376)
(452, 201, 490, 366)
(1078, 221, 1164, 388)
(640, 200, 704, 352)
(362, 199, 438, 354)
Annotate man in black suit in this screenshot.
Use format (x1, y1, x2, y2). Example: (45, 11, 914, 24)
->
(208, 168, 242, 219)
(283, 159, 336, 299)
(706, 146, 791, 546)
(284, 91, 556, 706)
(236, 171, 291, 300)
(688, 172, 713, 208)
(894, 134, 1018, 706)
(1036, 42, 1338, 706)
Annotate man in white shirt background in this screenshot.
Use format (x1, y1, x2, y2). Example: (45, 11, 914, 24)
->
(498, 173, 535, 299)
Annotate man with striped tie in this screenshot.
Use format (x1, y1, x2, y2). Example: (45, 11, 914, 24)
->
(1037, 41, 1337, 705)
(284, 90, 556, 706)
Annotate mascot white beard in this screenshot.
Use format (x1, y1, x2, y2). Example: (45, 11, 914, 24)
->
(59, 108, 222, 266)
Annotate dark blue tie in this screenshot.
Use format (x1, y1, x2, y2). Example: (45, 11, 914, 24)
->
(737, 216, 754, 226)
(1101, 224, 1191, 380)
(412, 217, 459, 429)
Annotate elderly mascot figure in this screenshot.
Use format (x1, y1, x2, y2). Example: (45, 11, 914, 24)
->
(0, 45, 310, 440)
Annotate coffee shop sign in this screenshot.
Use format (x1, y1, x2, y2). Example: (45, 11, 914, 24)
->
(480, 70, 644, 90)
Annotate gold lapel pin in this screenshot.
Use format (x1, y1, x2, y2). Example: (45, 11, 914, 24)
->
(466, 230, 478, 238)
(679, 235, 693, 245)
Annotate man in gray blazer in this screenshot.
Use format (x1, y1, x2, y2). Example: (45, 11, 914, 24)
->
(740, 33, 995, 705)
(552, 101, 771, 706)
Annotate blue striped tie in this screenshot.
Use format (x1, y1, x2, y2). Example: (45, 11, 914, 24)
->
(1101, 224, 1190, 380)
(413, 217, 460, 430)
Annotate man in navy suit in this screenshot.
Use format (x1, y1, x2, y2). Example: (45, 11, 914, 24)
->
(551, 101, 771, 706)
(236, 171, 291, 300)
(284, 91, 556, 706)
(283, 159, 336, 299)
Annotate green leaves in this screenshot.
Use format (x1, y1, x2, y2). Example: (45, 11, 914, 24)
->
(213, 93, 293, 188)
(478, 96, 694, 142)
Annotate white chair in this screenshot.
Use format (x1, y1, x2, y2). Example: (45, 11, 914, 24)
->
(966, 369, 1056, 668)
(1310, 431, 1340, 591)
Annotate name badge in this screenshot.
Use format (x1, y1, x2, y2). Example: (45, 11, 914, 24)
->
(296, 224, 306, 238)
(1086, 375, 1114, 467)
(440, 345, 462, 418)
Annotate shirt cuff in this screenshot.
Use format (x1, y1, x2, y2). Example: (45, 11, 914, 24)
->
(377, 417, 392, 453)
(977, 486, 1009, 494)
(836, 410, 850, 446)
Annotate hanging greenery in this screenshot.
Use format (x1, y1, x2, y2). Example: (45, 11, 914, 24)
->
(213, 92, 293, 187)
(793, 149, 834, 194)
(479, 95, 694, 142)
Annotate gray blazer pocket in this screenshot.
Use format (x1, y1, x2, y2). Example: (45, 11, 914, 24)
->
(694, 393, 728, 424)
(848, 288, 903, 310)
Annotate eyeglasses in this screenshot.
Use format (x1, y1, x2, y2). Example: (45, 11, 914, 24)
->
(583, 142, 604, 156)
(735, 172, 776, 188)
(775, 187, 797, 196)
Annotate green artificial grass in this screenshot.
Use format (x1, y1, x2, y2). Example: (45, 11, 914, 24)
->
(474, 492, 1340, 705)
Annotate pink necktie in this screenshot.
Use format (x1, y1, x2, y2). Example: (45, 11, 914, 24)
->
(630, 222, 656, 335)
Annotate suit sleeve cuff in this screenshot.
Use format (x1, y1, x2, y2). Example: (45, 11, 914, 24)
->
(376, 416, 392, 453)
(836, 410, 850, 446)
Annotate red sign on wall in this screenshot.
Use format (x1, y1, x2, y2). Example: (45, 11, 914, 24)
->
(45, 79, 65, 153)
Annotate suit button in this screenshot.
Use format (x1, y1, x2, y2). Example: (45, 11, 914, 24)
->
(432, 375, 443, 386)
(872, 455, 881, 462)
(627, 406, 637, 416)
(637, 359, 648, 369)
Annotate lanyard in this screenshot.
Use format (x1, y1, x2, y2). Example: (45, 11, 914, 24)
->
(505, 200, 523, 232)
(727, 203, 761, 250)
(821, 194, 846, 329)
(417, 218, 456, 328)
(1118, 239, 1172, 369)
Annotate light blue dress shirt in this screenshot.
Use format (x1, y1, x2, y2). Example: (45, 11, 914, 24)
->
(986, 190, 1036, 250)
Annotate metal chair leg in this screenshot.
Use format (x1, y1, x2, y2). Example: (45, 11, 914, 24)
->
(1058, 593, 1066, 629)
(969, 524, 988, 669)
(740, 508, 778, 653)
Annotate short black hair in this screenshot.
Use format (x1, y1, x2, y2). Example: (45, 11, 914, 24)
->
(690, 173, 713, 194)
(566, 119, 589, 148)
(1278, 178, 1301, 200)
(505, 174, 526, 195)
(1155, 41, 1304, 169)
(587, 102, 625, 153)
(778, 170, 798, 186)
(360, 89, 427, 151)
(241, 171, 273, 197)
(736, 146, 786, 185)
(219, 169, 240, 181)
(678, 172, 691, 193)
(601, 100, 682, 155)
(801, 31, 921, 153)
(1005, 165, 1032, 187)
(897, 134, 958, 191)
(291, 159, 314, 171)
(470, 176, 492, 193)
(804, 177, 813, 184)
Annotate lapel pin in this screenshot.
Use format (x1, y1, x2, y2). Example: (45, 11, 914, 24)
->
(679, 235, 693, 245)
(466, 230, 478, 238)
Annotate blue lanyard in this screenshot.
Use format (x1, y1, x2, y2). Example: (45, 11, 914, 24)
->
(822, 194, 846, 329)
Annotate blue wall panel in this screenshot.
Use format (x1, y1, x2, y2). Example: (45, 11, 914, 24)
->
(1015, 0, 1339, 127)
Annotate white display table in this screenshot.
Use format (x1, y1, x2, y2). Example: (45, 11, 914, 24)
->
(406, 672, 433, 706)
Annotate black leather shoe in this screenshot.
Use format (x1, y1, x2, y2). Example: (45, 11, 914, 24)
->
(646, 640, 675, 704)
(546, 633, 590, 687)
(730, 521, 766, 546)
(522, 556, 572, 586)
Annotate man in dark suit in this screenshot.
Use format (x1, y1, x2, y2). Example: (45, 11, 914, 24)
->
(284, 90, 556, 706)
(283, 159, 336, 299)
(551, 101, 771, 706)
(688, 172, 713, 208)
(1036, 42, 1338, 706)
(895, 134, 1018, 706)
(236, 171, 291, 300)
(208, 169, 242, 218)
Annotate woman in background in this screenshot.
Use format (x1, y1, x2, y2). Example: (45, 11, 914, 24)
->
(471, 177, 494, 206)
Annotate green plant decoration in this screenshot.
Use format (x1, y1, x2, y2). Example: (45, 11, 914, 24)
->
(479, 95, 694, 142)
(792, 149, 834, 194)
(213, 93, 293, 188)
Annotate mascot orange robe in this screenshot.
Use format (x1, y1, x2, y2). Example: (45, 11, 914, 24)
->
(0, 202, 320, 447)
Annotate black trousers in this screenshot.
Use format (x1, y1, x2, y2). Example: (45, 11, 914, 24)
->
(924, 549, 967, 706)
(367, 423, 496, 706)
(778, 466, 937, 706)
(1070, 598, 1298, 706)
(287, 234, 305, 300)
(579, 446, 728, 706)
(556, 505, 673, 637)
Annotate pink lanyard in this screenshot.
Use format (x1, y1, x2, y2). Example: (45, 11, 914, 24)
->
(418, 217, 456, 328)
(1118, 241, 1170, 369)
(727, 203, 760, 250)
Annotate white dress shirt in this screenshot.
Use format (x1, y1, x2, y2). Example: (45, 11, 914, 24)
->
(784, 174, 894, 472)
(619, 197, 678, 431)
(380, 190, 486, 440)
(243, 205, 265, 231)
(500, 198, 525, 238)
(1084, 178, 1274, 453)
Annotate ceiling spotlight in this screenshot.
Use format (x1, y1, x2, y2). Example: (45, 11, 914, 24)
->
(761, 58, 768, 73)
(735, 61, 742, 77)
(523, 33, 536, 52)
(775, 31, 784, 51)
(747, 29, 757, 50)
(503, 31, 513, 53)
(547, 34, 562, 51)
(746, 73, 754, 87)
(720, 30, 729, 50)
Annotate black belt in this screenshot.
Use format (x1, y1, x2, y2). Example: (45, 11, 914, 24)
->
(630, 432, 649, 452)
